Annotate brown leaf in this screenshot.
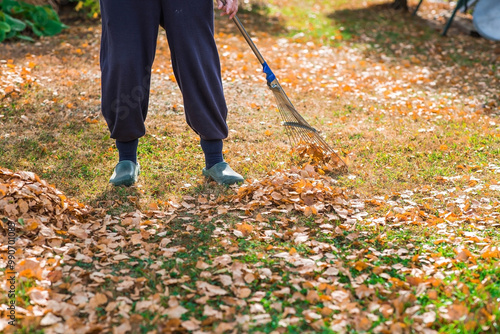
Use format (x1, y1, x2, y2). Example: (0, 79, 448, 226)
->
(244, 273, 255, 284)
(40, 312, 62, 326)
(196, 260, 210, 269)
(196, 281, 228, 296)
(4, 203, 18, 216)
(203, 305, 222, 317)
(311, 319, 325, 331)
(389, 322, 405, 334)
(135, 300, 154, 312)
(29, 288, 49, 306)
(234, 287, 252, 298)
(26, 218, 40, 231)
(380, 304, 393, 318)
(271, 191, 283, 201)
(346, 232, 359, 241)
(89, 293, 108, 308)
(113, 320, 131, 334)
(273, 287, 291, 298)
(323, 267, 339, 276)
(303, 309, 322, 321)
(130, 233, 142, 245)
(214, 322, 236, 334)
(68, 225, 88, 239)
(354, 316, 372, 332)
(17, 198, 29, 214)
(181, 318, 201, 331)
(422, 311, 436, 324)
(47, 270, 63, 283)
(163, 319, 182, 331)
(165, 305, 188, 319)
(355, 284, 374, 298)
(0, 184, 7, 198)
(250, 303, 265, 313)
(407, 276, 423, 286)
(445, 303, 469, 321)
(213, 254, 232, 267)
(218, 274, 233, 287)
(306, 289, 320, 303)
(72, 293, 89, 306)
(113, 254, 130, 261)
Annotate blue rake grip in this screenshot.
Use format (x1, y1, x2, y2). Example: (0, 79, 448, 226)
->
(262, 62, 276, 83)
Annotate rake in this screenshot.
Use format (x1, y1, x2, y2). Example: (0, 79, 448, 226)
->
(223, 3, 348, 172)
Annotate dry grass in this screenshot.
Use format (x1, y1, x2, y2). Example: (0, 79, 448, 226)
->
(1, 1, 500, 333)
(0, 0, 498, 211)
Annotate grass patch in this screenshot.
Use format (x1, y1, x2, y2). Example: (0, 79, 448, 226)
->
(0, 0, 498, 332)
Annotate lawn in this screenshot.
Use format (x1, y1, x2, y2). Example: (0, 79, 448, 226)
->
(0, 0, 499, 333)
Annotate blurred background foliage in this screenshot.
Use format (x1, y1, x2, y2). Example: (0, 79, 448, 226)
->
(0, 0, 68, 42)
(0, 0, 271, 42)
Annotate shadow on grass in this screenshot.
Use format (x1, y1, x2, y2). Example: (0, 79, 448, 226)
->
(1, 1, 284, 60)
(327, 2, 491, 67)
(90, 185, 141, 215)
(215, 1, 285, 36)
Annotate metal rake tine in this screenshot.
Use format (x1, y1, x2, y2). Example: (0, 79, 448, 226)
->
(283, 122, 317, 132)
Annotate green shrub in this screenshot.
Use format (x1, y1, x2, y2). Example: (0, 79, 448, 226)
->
(0, 0, 68, 42)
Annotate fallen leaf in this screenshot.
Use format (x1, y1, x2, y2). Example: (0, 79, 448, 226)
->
(165, 305, 188, 319)
(40, 312, 62, 326)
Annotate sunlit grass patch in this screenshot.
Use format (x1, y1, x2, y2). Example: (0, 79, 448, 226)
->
(0, 0, 499, 332)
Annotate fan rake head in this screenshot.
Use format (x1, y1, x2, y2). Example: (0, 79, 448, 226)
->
(267, 80, 348, 173)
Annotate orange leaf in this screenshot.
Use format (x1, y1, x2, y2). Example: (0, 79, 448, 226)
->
(446, 304, 469, 321)
(439, 144, 448, 151)
(355, 316, 372, 332)
(236, 222, 253, 236)
(353, 261, 368, 271)
(427, 290, 438, 300)
(148, 202, 160, 210)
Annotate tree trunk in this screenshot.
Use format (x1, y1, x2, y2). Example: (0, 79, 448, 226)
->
(391, 0, 409, 11)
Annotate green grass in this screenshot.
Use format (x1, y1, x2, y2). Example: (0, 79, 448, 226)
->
(1, 0, 499, 332)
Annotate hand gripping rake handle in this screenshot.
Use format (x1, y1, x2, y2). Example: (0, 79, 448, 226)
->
(219, 0, 276, 83)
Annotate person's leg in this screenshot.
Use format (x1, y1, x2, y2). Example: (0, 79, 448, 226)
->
(160, 0, 229, 141)
(200, 138, 223, 170)
(100, 0, 161, 146)
(161, 0, 243, 184)
(100, 0, 161, 185)
(116, 139, 139, 164)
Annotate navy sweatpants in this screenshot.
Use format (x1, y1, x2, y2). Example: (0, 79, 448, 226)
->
(99, 0, 229, 142)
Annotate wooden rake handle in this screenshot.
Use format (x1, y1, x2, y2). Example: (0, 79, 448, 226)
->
(218, 0, 277, 83)
(218, 0, 266, 65)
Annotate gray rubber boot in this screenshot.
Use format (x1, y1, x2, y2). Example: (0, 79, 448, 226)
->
(202, 162, 244, 185)
(109, 161, 140, 187)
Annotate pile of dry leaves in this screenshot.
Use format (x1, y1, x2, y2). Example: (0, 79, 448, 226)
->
(1, 160, 499, 333)
(0, 156, 358, 333)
